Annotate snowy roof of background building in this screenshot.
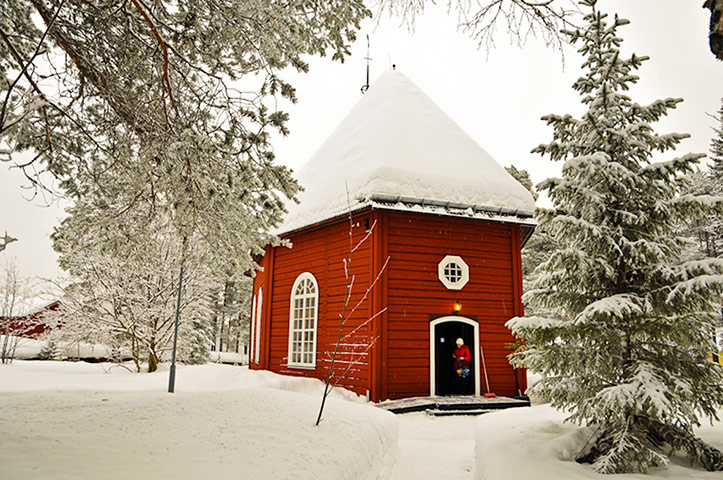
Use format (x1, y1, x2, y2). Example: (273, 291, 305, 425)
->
(278, 70, 536, 234)
(1, 297, 59, 318)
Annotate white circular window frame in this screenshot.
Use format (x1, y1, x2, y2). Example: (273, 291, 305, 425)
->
(438, 255, 469, 290)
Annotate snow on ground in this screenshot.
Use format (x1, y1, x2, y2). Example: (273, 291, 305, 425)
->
(2, 361, 722, 479)
(475, 404, 723, 480)
(0, 361, 397, 480)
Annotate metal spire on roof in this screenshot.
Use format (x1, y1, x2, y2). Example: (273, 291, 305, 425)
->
(361, 35, 371, 94)
(0, 232, 18, 252)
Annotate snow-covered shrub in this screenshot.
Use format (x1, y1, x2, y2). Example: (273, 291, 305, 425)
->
(54, 211, 217, 373)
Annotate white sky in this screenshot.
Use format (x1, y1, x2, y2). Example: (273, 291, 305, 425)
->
(1, 0, 721, 286)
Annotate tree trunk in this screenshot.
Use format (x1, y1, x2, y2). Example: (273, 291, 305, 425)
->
(148, 350, 159, 373)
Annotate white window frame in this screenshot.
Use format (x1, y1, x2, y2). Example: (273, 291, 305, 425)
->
(254, 288, 263, 365)
(438, 255, 469, 290)
(249, 295, 257, 363)
(287, 272, 319, 368)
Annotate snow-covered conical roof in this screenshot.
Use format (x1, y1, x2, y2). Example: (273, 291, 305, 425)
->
(279, 70, 536, 233)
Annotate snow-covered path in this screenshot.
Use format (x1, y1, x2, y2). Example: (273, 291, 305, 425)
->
(388, 413, 476, 479)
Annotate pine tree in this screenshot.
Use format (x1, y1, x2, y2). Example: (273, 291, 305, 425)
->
(508, 0, 723, 473)
(504, 165, 557, 299)
(711, 99, 723, 182)
(505, 165, 539, 201)
(678, 170, 720, 259)
(2, 1, 370, 278)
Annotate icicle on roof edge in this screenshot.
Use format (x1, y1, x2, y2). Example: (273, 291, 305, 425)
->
(277, 69, 536, 234)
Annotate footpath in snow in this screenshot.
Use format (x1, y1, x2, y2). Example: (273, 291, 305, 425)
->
(387, 413, 475, 479)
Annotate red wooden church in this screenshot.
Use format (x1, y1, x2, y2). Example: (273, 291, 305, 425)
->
(249, 70, 535, 402)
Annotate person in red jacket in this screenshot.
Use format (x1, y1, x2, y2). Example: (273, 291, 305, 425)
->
(453, 338, 471, 378)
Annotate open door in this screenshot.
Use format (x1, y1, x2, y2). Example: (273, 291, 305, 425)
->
(430, 316, 480, 396)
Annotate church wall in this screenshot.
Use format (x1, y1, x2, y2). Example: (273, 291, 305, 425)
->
(254, 211, 376, 396)
(383, 210, 527, 400)
(251, 207, 529, 402)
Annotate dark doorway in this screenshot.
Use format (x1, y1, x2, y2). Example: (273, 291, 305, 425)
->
(434, 320, 475, 396)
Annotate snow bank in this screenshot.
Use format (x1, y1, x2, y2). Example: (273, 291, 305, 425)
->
(5, 335, 123, 361)
(209, 350, 247, 364)
(0, 362, 397, 479)
(474, 404, 723, 480)
(280, 70, 535, 233)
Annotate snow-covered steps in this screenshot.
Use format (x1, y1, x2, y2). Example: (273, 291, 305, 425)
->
(425, 408, 493, 417)
(377, 395, 530, 414)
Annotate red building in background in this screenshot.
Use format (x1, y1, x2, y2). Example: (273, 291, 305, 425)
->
(249, 71, 535, 402)
(1, 300, 60, 339)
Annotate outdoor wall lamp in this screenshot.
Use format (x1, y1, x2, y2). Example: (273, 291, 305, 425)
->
(453, 301, 462, 314)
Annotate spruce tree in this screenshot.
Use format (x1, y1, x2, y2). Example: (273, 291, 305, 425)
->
(505, 165, 557, 295)
(708, 99, 723, 257)
(711, 99, 723, 182)
(508, 0, 723, 473)
(38, 338, 60, 361)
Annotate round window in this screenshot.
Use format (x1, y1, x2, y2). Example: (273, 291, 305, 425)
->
(438, 255, 469, 290)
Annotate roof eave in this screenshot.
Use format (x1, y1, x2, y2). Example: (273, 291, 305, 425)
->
(277, 193, 537, 236)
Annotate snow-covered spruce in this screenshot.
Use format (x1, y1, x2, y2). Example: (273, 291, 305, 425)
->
(676, 97, 723, 260)
(697, 98, 723, 256)
(712, 99, 723, 181)
(508, 0, 723, 474)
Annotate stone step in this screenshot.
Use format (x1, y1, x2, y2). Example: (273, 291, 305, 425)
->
(377, 395, 530, 414)
(425, 408, 492, 417)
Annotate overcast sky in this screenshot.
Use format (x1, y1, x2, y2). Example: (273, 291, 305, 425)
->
(1, 0, 721, 289)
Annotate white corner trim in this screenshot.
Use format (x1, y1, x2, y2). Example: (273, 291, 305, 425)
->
(254, 288, 263, 365)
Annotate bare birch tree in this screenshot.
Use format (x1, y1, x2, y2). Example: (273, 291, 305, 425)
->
(0, 260, 37, 364)
(315, 205, 389, 425)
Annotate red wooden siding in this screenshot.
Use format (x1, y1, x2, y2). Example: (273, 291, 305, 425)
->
(0, 301, 61, 339)
(383, 210, 526, 400)
(370, 209, 388, 401)
(249, 247, 270, 368)
(252, 207, 528, 402)
(255, 212, 377, 397)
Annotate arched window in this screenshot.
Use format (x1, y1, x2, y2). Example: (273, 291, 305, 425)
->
(254, 288, 263, 364)
(288, 272, 318, 368)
